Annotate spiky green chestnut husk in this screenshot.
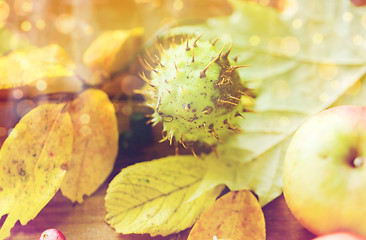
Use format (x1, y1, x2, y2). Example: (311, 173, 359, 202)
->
(141, 35, 254, 147)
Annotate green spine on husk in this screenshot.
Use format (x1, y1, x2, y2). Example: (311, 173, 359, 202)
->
(140, 34, 254, 147)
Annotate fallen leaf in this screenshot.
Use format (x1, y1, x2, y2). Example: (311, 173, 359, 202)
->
(60, 89, 118, 203)
(105, 155, 225, 236)
(188, 190, 265, 240)
(83, 27, 144, 85)
(0, 44, 78, 90)
(0, 103, 73, 239)
(161, 0, 366, 206)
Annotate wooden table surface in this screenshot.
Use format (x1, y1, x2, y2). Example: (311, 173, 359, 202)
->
(0, 99, 318, 240)
(5, 185, 316, 240)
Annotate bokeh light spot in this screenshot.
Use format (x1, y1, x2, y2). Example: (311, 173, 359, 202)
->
(249, 35, 261, 46)
(173, 0, 184, 11)
(35, 19, 46, 30)
(8, 128, 18, 139)
(55, 13, 76, 34)
(292, 18, 303, 29)
(352, 35, 363, 46)
(312, 33, 323, 44)
(12, 89, 24, 99)
(80, 113, 91, 124)
(36, 80, 47, 91)
(21, 21, 32, 32)
(342, 11, 353, 22)
(80, 125, 92, 137)
(318, 63, 338, 80)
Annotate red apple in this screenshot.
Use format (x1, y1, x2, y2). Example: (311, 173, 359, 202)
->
(283, 105, 366, 237)
(351, 0, 366, 7)
(39, 229, 66, 240)
(313, 232, 366, 240)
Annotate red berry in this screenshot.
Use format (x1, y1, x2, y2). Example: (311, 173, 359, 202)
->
(39, 229, 66, 240)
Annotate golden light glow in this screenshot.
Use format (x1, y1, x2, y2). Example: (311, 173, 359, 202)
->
(36, 80, 47, 91)
(80, 114, 91, 124)
(362, 12, 366, 28)
(55, 13, 76, 34)
(13, 0, 33, 16)
(12, 89, 24, 99)
(292, 18, 303, 29)
(312, 33, 324, 44)
(318, 63, 338, 80)
(173, 0, 184, 11)
(342, 11, 353, 22)
(0, 1, 10, 26)
(282, 0, 298, 16)
(281, 36, 300, 56)
(80, 125, 92, 137)
(249, 35, 261, 46)
(352, 35, 363, 46)
(35, 19, 46, 30)
(21, 20, 32, 32)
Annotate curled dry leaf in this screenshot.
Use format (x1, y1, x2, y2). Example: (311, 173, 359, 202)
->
(60, 89, 118, 203)
(188, 190, 265, 240)
(105, 155, 225, 236)
(0, 103, 73, 239)
(82, 27, 144, 85)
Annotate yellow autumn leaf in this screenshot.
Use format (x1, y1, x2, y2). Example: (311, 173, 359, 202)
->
(0, 44, 77, 90)
(105, 155, 225, 236)
(83, 27, 144, 85)
(60, 89, 118, 203)
(188, 190, 266, 240)
(0, 103, 73, 240)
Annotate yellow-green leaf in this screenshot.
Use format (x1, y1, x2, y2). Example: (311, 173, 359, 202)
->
(105, 155, 224, 236)
(60, 89, 118, 203)
(188, 190, 266, 240)
(0, 103, 73, 239)
(82, 27, 144, 85)
(0, 44, 75, 89)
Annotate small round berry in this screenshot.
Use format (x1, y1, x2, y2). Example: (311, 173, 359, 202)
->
(39, 229, 66, 240)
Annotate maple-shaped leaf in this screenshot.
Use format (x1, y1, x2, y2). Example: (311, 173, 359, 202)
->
(82, 27, 144, 85)
(60, 89, 118, 203)
(0, 44, 81, 92)
(0, 103, 73, 239)
(105, 155, 225, 236)
(188, 190, 266, 240)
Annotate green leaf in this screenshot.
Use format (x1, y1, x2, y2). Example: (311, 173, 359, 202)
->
(0, 103, 73, 239)
(105, 155, 224, 236)
(161, 0, 366, 206)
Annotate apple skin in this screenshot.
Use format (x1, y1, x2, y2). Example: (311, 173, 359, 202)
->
(312, 232, 366, 240)
(283, 105, 366, 237)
